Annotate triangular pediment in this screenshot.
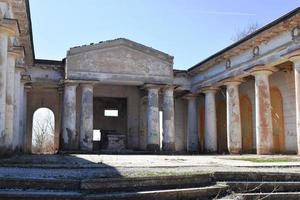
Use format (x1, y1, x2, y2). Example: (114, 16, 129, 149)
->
(66, 38, 174, 85)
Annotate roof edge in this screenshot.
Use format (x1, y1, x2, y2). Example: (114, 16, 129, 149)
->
(188, 7, 300, 72)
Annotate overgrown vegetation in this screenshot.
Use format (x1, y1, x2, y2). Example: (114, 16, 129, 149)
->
(231, 22, 261, 42)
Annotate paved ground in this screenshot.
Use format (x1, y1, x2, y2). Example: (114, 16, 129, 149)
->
(1, 154, 300, 179)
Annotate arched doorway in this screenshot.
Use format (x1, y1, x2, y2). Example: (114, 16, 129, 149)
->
(240, 95, 253, 153)
(270, 87, 285, 154)
(216, 100, 227, 154)
(32, 107, 56, 154)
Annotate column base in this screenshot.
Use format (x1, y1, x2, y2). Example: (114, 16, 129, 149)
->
(204, 149, 217, 154)
(257, 150, 273, 155)
(147, 144, 160, 152)
(162, 142, 175, 152)
(228, 148, 242, 155)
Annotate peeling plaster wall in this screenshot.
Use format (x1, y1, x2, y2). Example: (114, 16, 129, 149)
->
(28, 67, 63, 83)
(269, 70, 297, 153)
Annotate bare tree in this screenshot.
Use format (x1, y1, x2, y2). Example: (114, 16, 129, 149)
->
(32, 109, 55, 154)
(232, 22, 260, 42)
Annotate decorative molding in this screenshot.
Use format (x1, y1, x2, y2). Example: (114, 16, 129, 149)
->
(253, 46, 260, 57)
(292, 26, 300, 39)
(225, 59, 231, 69)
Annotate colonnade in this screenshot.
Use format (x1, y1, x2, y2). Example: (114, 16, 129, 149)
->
(62, 83, 176, 152)
(186, 59, 300, 155)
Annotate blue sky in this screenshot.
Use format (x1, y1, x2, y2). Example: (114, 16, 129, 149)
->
(29, 0, 299, 70)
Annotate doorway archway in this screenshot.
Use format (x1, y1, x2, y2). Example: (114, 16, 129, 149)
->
(32, 107, 55, 154)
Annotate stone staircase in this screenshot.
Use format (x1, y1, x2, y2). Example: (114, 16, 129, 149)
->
(216, 171, 300, 200)
(0, 174, 228, 200)
(1, 171, 300, 199)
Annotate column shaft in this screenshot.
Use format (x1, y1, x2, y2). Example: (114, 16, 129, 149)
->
(19, 81, 26, 151)
(62, 84, 77, 150)
(5, 54, 15, 148)
(162, 87, 175, 151)
(254, 71, 273, 154)
(293, 59, 300, 155)
(226, 82, 242, 154)
(186, 96, 199, 152)
(147, 87, 160, 151)
(0, 32, 8, 144)
(204, 90, 217, 152)
(80, 84, 93, 151)
(13, 70, 21, 149)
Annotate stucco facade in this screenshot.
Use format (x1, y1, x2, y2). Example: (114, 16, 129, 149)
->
(0, 0, 300, 155)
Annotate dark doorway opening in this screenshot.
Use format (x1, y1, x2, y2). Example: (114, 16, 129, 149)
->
(93, 97, 127, 151)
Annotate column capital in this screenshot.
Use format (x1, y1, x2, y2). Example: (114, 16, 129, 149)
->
(161, 84, 175, 91)
(200, 86, 218, 94)
(248, 64, 277, 76)
(222, 78, 244, 86)
(0, 19, 19, 36)
(182, 92, 198, 100)
(63, 80, 79, 87)
(290, 55, 300, 65)
(283, 48, 300, 63)
(8, 46, 24, 59)
(80, 82, 95, 88)
(21, 74, 31, 83)
(15, 65, 26, 73)
(142, 84, 162, 91)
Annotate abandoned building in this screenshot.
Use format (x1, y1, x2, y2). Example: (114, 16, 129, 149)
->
(0, 1, 300, 155)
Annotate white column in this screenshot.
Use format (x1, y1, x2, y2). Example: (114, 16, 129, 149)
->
(253, 68, 273, 155)
(80, 83, 93, 151)
(0, 22, 17, 152)
(62, 83, 77, 150)
(225, 81, 242, 154)
(19, 81, 26, 151)
(290, 56, 300, 155)
(13, 69, 21, 149)
(185, 94, 199, 152)
(146, 85, 160, 152)
(162, 86, 175, 152)
(0, 31, 8, 144)
(203, 88, 218, 153)
(5, 51, 16, 148)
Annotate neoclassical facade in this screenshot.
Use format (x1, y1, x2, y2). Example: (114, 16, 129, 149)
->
(0, 1, 300, 155)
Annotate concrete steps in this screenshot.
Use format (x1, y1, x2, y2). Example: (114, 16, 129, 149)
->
(0, 177, 80, 190)
(0, 174, 230, 200)
(0, 189, 82, 200)
(214, 172, 300, 200)
(85, 184, 229, 200)
(214, 171, 300, 182)
(81, 174, 213, 192)
(223, 181, 300, 193)
(230, 192, 300, 200)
